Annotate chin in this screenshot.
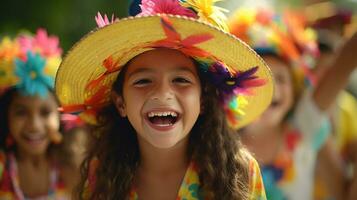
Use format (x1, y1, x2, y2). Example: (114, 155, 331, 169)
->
(149, 139, 180, 149)
(27, 149, 48, 156)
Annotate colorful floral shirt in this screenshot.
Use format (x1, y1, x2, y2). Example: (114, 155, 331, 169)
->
(0, 151, 69, 200)
(85, 155, 266, 199)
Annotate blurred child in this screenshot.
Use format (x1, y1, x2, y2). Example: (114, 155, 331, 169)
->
(313, 24, 357, 200)
(55, 0, 275, 199)
(229, 8, 357, 200)
(57, 114, 89, 195)
(0, 29, 70, 199)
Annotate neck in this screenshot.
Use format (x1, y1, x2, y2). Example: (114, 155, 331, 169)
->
(15, 148, 48, 167)
(242, 123, 287, 164)
(137, 136, 189, 175)
(243, 120, 286, 139)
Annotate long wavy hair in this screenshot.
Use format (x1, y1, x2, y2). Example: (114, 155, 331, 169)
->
(76, 60, 251, 199)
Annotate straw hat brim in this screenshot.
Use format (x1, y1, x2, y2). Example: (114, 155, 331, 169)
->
(55, 14, 273, 128)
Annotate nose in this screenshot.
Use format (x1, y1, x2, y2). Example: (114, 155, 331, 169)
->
(273, 82, 282, 100)
(150, 79, 174, 101)
(26, 113, 44, 133)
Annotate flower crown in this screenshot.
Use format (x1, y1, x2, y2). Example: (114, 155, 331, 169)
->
(229, 8, 319, 87)
(0, 29, 62, 97)
(61, 0, 267, 129)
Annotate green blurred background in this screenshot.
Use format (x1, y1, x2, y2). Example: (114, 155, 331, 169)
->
(0, 0, 356, 52)
(0, 0, 130, 52)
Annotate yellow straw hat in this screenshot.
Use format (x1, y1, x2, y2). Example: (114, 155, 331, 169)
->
(55, 1, 273, 129)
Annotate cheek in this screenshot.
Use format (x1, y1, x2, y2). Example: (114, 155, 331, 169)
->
(8, 114, 26, 136)
(281, 83, 294, 106)
(124, 90, 145, 111)
(46, 113, 60, 131)
(179, 88, 201, 110)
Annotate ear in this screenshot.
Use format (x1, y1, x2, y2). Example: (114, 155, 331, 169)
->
(112, 91, 127, 117)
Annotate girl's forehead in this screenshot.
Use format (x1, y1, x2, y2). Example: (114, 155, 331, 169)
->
(125, 49, 197, 75)
(263, 56, 291, 73)
(10, 92, 58, 108)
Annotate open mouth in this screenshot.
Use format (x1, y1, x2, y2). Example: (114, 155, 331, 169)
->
(23, 134, 46, 144)
(147, 111, 180, 127)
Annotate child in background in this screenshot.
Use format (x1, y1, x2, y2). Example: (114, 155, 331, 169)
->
(309, 8, 357, 198)
(229, 8, 357, 200)
(57, 114, 89, 196)
(0, 29, 70, 199)
(55, 0, 275, 199)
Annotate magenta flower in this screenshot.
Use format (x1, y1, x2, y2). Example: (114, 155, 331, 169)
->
(138, 0, 197, 18)
(18, 29, 62, 58)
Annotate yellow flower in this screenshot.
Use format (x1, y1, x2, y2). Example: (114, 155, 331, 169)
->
(0, 37, 20, 89)
(232, 8, 256, 26)
(0, 37, 20, 61)
(180, 0, 229, 31)
(44, 56, 61, 77)
(0, 59, 18, 88)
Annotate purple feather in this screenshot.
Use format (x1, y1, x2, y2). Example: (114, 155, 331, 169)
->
(205, 62, 260, 94)
(234, 66, 259, 86)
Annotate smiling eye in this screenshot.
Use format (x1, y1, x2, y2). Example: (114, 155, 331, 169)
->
(14, 108, 27, 117)
(40, 107, 52, 117)
(173, 77, 191, 84)
(133, 79, 152, 86)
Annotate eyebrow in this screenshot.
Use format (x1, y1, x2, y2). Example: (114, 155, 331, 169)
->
(127, 68, 154, 78)
(127, 66, 197, 78)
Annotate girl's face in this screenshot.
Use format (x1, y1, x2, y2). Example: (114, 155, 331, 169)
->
(8, 93, 60, 156)
(114, 48, 201, 149)
(249, 55, 294, 129)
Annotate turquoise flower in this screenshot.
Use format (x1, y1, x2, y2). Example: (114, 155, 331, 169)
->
(15, 51, 53, 97)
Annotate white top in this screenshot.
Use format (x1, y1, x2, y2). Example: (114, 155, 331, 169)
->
(284, 89, 331, 200)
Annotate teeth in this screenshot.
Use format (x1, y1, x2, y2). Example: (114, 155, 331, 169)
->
(148, 111, 178, 118)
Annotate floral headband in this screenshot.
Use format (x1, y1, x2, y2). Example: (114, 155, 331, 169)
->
(59, 0, 268, 129)
(0, 29, 62, 97)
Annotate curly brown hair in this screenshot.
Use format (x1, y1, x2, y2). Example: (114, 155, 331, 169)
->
(76, 60, 251, 200)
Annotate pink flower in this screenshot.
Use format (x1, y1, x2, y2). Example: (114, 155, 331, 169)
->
(138, 0, 197, 18)
(95, 12, 119, 28)
(18, 29, 62, 58)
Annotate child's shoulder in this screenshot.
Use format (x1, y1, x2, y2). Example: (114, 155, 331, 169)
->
(238, 148, 257, 166)
(236, 148, 262, 182)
